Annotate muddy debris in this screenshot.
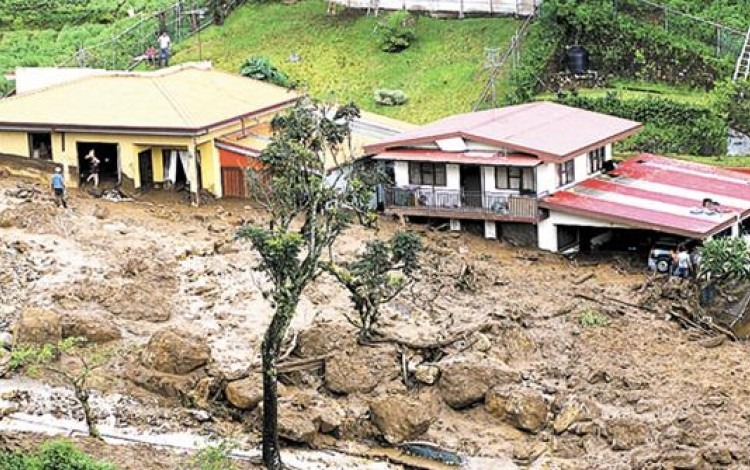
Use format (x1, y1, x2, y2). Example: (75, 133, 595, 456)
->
(485, 387, 549, 434)
(325, 346, 399, 395)
(606, 417, 649, 451)
(552, 399, 601, 435)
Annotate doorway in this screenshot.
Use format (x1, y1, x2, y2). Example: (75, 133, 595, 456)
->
(77, 142, 119, 184)
(461, 165, 482, 208)
(138, 149, 154, 189)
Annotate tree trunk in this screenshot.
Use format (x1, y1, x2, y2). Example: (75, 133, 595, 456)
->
(75, 388, 100, 440)
(262, 298, 296, 470)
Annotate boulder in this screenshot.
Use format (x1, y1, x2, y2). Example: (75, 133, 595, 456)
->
(141, 327, 211, 375)
(297, 322, 357, 357)
(553, 400, 601, 434)
(61, 311, 120, 343)
(370, 394, 437, 444)
(225, 377, 263, 410)
(486, 387, 549, 433)
(702, 447, 733, 466)
(278, 405, 319, 444)
(414, 364, 440, 385)
(607, 418, 648, 451)
(438, 357, 520, 409)
(126, 364, 200, 399)
(325, 347, 398, 395)
(14, 308, 61, 346)
(316, 399, 345, 434)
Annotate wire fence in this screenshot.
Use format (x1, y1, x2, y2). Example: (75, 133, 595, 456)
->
(57, 0, 247, 70)
(613, 0, 747, 59)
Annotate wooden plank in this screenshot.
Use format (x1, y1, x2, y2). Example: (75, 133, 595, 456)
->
(221, 167, 247, 198)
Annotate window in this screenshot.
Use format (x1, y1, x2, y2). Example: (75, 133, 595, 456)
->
(588, 147, 606, 174)
(496, 166, 535, 191)
(408, 162, 446, 186)
(28, 132, 52, 160)
(558, 160, 575, 187)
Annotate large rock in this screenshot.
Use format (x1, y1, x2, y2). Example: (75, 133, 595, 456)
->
(297, 322, 358, 357)
(61, 311, 120, 343)
(486, 387, 549, 433)
(126, 364, 200, 399)
(14, 308, 61, 346)
(438, 357, 520, 409)
(325, 347, 398, 395)
(370, 394, 437, 444)
(553, 400, 601, 434)
(225, 377, 263, 410)
(141, 327, 211, 375)
(607, 418, 648, 451)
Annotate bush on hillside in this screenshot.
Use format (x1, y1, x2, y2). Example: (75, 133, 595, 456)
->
(710, 78, 750, 136)
(240, 56, 292, 88)
(376, 11, 417, 53)
(0, 440, 116, 470)
(374, 89, 408, 106)
(556, 91, 727, 156)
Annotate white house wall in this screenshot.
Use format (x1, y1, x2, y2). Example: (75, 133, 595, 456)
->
(538, 208, 631, 252)
(446, 164, 460, 189)
(393, 160, 460, 190)
(536, 143, 612, 196)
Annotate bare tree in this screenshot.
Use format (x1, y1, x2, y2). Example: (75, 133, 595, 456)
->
(325, 231, 421, 342)
(10, 337, 110, 439)
(236, 97, 378, 470)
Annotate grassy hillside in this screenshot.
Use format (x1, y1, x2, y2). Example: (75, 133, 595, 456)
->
(174, 1, 519, 123)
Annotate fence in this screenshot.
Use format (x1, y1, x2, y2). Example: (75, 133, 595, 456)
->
(331, 0, 540, 17)
(613, 0, 746, 58)
(57, 0, 247, 70)
(384, 187, 540, 220)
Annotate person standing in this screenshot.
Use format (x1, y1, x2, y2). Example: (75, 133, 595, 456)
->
(51, 167, 67, 208)
(84, 150, 100, 188)
(675, 246, 692, 279)
(158, 31, 171, 67)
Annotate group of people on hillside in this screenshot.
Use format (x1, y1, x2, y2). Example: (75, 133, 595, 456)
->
(671, 245, 701, 279)
(139, 31, 171, 68)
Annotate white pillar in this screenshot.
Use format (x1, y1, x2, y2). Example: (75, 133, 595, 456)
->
(537, 217, 558, 252)
(450, 219, 461, 231)
(484, 221, 497, 239)
(732, 221, 741, 237)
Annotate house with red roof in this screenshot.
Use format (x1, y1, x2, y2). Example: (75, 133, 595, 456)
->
(365, 102, 750, 252)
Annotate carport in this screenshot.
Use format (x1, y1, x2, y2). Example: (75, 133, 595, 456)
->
(538, 154, 750, 252)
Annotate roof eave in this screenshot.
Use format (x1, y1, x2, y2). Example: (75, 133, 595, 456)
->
(555, 123, 645, 161)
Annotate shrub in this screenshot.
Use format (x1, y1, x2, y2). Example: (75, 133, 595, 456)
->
(579, 309, 608, 327)
(0, 440, 116, 470)
(240, 56, 291, 88)
(374, 89, 408, 106)
(376, 11, 417, 53)
(699, 237, 750, 283)
(710, 78, 750, 136)
(191, 441, 237, 470)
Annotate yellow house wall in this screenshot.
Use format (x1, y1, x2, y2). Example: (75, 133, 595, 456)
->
(0, 131, 31, 157)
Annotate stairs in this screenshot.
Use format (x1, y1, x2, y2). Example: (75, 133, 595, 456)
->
(733, 26, 750, 81)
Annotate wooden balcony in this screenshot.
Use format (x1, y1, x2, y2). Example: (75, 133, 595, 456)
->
(383, 186, 543, 222)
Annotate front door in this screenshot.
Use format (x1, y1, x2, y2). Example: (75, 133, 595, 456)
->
(138, 149, 154, 189)
(460, 165, 482, 208)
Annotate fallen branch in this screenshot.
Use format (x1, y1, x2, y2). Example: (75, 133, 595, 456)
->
(574, 292, 656, 313)
(572, 273, 595, 285)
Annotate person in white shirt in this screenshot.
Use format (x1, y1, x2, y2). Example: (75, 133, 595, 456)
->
(158, 31, 171, 67)
(675, 246, 692, 279)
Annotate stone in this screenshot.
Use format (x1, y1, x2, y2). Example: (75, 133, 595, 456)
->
(126, 364, 200, 399)
(61, 311, 121, 343)
(92, 206, 109, 219)
(224, 377, 284, 411)
(278, 405, 319, 444)
(607, 418, 648, 451)
(414, 364, 440, 385)
(14, 308, 61, 346)
(703, 447, 733, 465)
(0, 332, 13, 348)
(553, 400, 601, 434)
(325, 347, 397, 395)
(369, 394, 437, 444)
(0, 349, 11, 378)
(486, 387, 549, 433)
(438, 357, 520, 409)
(471, 333, 492, 352)
(513, 442, 548, 464)
(316, 399, 345, 434)
(297, 322, 357, 357)
(141, 326, 211, 375)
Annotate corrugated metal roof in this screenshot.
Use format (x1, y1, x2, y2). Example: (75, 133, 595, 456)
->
(371, 149, 541, 167)
(365, 102, 642, 161)
(540, 154, 750, 238)
(0, 63, 299, 133)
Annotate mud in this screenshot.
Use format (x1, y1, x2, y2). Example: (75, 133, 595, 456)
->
(2, 176, 750, 469)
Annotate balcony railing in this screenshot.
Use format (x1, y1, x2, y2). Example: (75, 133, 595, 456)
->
(383, 186, 540, 221)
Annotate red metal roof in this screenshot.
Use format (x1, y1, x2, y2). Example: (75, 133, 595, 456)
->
(371, 149, 541, 167)
(365, 102, 643, 162)
(540, 154, 750, 238)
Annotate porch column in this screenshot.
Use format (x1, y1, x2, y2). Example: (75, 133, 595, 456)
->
(732, 220, 741, 237)
(450, 219, 461, 231)
(537, 217, 558, 252)
(188, 140, 200, 206)
(484, 221, 497, 239)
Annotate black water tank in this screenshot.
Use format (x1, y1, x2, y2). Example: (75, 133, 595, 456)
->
(567, 45, 588, 74)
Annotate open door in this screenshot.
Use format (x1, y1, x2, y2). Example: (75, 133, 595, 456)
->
(138, 149, 154, 189)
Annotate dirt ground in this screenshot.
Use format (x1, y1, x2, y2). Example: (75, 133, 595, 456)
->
(2, 172, 750, 469)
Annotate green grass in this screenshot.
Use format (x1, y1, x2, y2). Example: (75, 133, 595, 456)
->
(538, 79, 711, 106)
(670, 154, 750, 168)
(173, 2, 519, 123)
